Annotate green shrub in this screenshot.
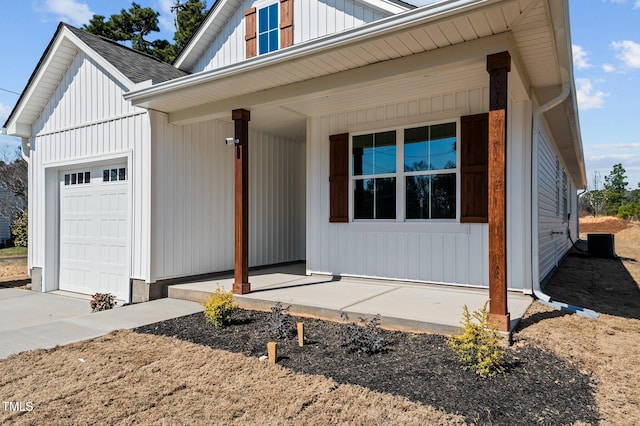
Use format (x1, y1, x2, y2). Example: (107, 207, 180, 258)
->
(447, 301, 505, 378)
(202, 286, 238, 327)
(265, 302, 294, 339)
(90, 292, 116, 312)
(11, 209, 28, 247)
(338, 313, 386, 354)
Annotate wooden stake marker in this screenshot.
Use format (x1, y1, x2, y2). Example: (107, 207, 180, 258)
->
(297, 322, 304, 347)
(267, 342, 277, 364)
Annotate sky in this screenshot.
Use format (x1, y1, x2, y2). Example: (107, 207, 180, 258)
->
(1, 0, 639, 189)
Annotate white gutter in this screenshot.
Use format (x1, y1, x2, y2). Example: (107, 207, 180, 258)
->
(530, 84, 598, 319)
(125, 0, 501, 103)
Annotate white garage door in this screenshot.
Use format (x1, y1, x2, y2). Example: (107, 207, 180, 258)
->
(59, 164, 129, 301)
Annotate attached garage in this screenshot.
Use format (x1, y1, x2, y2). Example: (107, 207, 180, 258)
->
(58, 163, 129, 301)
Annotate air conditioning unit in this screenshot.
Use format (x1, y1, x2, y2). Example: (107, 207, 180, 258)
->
(587, 234, 615, 259)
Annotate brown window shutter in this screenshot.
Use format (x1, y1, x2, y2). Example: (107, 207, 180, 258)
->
(460, 113, 489, 223)
(245, 8, 257, 58)
(329, 133, 349, 223)
(280, 0, 293, 48)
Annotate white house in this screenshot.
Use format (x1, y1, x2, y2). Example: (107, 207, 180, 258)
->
(4, 0, 585, 331)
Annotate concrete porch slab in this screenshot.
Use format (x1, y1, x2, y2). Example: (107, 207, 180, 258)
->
(167, 264, 533, 335)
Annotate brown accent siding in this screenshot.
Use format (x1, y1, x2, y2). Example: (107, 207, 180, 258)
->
(245, 8, 257, 59)
(329, 133, 349, 223)
(460, 113, 489, 223)
(280, 0, 293, 48)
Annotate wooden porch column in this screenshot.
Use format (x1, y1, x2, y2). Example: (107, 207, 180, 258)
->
(486, 52, 511, 331)
(233, 109, 251, 294)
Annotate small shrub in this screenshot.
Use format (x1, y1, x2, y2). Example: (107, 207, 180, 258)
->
(447, 301, 505, 378)
(265, 302, 294, 339)
(339, 313, 386, 354)
(203, 286, 238, 327)
(11, 209, 28, 247)
(90, 292, 116, 312)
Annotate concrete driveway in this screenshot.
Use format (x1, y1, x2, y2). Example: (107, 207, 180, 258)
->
(0, 288, 203, 360)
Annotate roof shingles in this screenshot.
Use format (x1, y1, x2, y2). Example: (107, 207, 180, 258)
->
(65, 24, 189, 84)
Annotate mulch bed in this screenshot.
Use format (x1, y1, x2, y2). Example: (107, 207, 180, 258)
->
(136, 309, 598, 426)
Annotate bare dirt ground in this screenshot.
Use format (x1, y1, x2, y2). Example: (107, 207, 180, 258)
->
(516, 216, 640, 426)
(0, 255, 29, 289)
(0, 217, 638, 425)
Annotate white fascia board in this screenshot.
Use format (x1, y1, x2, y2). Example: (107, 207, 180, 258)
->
(548, 0, 585, 187)
(174, 0, 412, 71)
(127, 0, 502, 105)
(359, 0, 414, 14)
(167, 33, 512, 125)
(7, 122, 32, 139)
(4, 30, 75, 137)
(5, 26, 136, 138)
(174, 0, 240, 70)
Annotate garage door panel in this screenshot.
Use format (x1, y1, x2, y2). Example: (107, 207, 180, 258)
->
(59, 165, 129, 301)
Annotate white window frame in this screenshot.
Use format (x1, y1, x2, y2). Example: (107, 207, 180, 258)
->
(349, 119, 460, 223)
(256, 0, 279, 56)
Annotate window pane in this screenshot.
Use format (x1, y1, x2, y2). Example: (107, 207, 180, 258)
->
(405, 123, 456, 171)
(404, 126, 429, 172)
(119, 168, 126, 181)
(406, 175, 430, 219)
(352, 131, 396, 176)
(71, 173, 77, 185)
(353, 178, 373, 219)
(431, 173, 456, 219)
(65, 174, 70, 185)
(269, 30, 278, 52)
(111, 169, 118, 181)
(406, 174, 456, 219)
(375, 177, 396, 219)
(85, 172, 91, 183)
(77, 172, 84, 184)
(430, 123, 456, 170)
(374, 131, 396, 174)
(353, 178, 396, 219)
(259, 33, 269, 54)
(258, 7, 269, 32)
(268, 4, 278, 29)
(353, 134, 374, 176)
(103, 170, 109, 182)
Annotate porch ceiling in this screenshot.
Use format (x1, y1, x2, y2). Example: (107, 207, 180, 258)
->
(126, 0, 585, 186)
(127, 0, 558, 116)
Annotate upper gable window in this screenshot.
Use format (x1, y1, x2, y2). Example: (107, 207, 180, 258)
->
(258, 3, 279, 55)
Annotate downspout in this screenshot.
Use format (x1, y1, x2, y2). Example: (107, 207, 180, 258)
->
(576, 188, 587, 237)
(530, 84, 598, 319)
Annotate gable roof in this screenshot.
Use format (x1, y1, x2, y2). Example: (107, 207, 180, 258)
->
(174, 0, 415, 71)
(3, 23, 188, 137)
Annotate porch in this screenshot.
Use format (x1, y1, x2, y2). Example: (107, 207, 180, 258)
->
(167, 263, 532, 335)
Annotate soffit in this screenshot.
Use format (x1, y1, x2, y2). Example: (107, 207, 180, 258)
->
(132, 0, 555, 114)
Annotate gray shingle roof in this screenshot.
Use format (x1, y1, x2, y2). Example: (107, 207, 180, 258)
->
(65, 24, 189, 84)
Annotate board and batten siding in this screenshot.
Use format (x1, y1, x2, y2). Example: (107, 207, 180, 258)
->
(307, 85, 489, 287)
(537, 123, 575, 282)
(189, 0, 393, 73)
(150, 113, 305, 282)
(29, 50, 151, 283)
(307, 82, 531, 289)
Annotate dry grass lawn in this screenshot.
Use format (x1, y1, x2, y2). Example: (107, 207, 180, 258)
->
(1, 217, 639, 425)
(0, 331, 464, 425)
(516, 217, 640, 426)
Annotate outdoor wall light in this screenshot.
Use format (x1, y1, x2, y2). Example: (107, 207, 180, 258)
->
(225, 137, 239, 146)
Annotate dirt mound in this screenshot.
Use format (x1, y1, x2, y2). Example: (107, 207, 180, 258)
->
(579, 216, 630, 234)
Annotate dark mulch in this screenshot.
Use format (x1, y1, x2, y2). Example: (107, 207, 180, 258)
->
(135, 309, 598, 426)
